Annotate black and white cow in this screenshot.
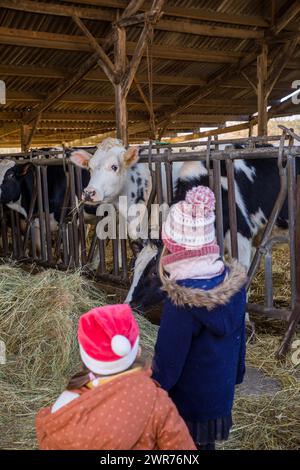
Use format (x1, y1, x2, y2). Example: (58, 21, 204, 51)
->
(0, 138, 152, 258)
(126, 144, 299, 312)
(70, 138, 152, 239)
(0, 158, 90, 246)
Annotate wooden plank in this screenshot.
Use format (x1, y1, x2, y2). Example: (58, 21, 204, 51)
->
(6, 90, 177, 106)
(154, 19, 264, 39)
(19, 0, 144, 129)
(72, 14, 117, 84)
(20, 124, 31, 151)
(0, 0, 115, 21)
(0, 111, 144, 121)
(1, 63, 297, 85)
(0, 0, 152, 138)
(0, 91, 282, 108)
(122, 23, 152, 98)
(61, 0, 269, 27)
(114, 25, 127, 145)
(0, 27, 252, 63)
(0, 110, 269, 123)
(267, 38, 299, 96)
(157, 52, 258, 132)
(271, 1, 300, 34)
(257, 43, 268, 135)
(165, 122, 254, 144)
(0, 64, 207, 86)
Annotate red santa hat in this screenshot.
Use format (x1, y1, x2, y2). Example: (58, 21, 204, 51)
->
(78, 304, 140, 376)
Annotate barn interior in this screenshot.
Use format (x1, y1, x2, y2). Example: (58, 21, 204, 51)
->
(0, 0, 300, 149)
(0, 0, 300, 452)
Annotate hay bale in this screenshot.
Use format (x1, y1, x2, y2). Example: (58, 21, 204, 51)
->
(221, 334, 300, 450)
(222, 388, 300, 450)
(249, 243, 291, 311)
(0, 263, 157, 449)
(1, 260, 298, 450)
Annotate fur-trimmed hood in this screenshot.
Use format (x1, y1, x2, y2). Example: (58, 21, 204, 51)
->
(160, 260, 247, 311)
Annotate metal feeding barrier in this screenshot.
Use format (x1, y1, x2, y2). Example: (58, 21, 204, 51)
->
(0, 127, 300, 356)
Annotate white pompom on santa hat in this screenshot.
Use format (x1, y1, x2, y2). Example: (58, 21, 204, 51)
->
(78, 304, 140, 376)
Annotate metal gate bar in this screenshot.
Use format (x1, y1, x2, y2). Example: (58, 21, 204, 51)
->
(1, 133, 300, 354)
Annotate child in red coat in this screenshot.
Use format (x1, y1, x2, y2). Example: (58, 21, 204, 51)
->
(36, 304, 195, 450)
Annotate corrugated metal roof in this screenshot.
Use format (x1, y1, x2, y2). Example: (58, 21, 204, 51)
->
(0, 0, 299, 146)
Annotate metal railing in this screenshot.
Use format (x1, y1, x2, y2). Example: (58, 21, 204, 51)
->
(1, 129, 300, 355)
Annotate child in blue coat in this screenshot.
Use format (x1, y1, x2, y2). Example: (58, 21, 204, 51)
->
(152, 185, 247, 450)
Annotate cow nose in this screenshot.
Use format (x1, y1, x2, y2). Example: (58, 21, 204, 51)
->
(82, 188, 96, 201)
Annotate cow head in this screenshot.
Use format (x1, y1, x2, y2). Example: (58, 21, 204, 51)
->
(0, 160, 32, 204)
(70, 138, 139, 204)
(125, 241, 165, 313)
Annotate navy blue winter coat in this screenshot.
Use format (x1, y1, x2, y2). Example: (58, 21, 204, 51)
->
(152, 261, 247, 423)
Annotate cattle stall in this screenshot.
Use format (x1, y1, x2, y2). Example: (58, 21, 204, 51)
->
(1, 127, 300, 356)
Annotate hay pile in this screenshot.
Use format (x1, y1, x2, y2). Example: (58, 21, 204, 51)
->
(0, 263, 157, 450)
(249, 241, 291, 309)
(222, 334, 300, 450)
(0, 256, 299, 450)
(226, 237, 299, 449)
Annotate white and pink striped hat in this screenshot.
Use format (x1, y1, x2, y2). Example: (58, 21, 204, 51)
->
(162, 185, 218, 256)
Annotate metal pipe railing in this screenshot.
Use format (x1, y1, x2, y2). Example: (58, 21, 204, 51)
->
(0, 130, 299, 341)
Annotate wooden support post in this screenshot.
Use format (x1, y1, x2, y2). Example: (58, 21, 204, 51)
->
(249, 119, 254, 137)
(114, 26, 128, 146)
(21, 113, 41, 150)
(257, 43, 268, 136)
(21, 124, 31, 151)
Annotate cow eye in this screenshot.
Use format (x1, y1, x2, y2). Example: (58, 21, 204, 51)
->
(111, 164, 118, 172)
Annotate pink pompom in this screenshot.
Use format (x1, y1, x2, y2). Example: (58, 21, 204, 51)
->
(185, 186, 215, 216)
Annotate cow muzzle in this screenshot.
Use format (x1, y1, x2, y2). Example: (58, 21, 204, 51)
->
(82, 187, 98, 203)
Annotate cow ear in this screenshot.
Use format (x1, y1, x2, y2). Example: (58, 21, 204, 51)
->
(70, 150, 92, 169)
(130, 239, 144, 258)
(123, 147, 139, 168)
(17, 162, 32, 177)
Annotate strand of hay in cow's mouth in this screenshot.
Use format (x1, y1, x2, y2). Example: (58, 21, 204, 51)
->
(0, 262, 158, 449)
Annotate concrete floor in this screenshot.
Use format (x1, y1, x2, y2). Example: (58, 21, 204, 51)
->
(237, 366, 281, 396)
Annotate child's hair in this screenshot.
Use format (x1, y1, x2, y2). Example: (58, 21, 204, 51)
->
(158, 245, 169, 281)
(67, 351, 150, 391)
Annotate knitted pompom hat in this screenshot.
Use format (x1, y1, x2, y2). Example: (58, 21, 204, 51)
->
(78, 304, 140, 376)
(185, 185, 216, 216)
(162, 185, 218, 254)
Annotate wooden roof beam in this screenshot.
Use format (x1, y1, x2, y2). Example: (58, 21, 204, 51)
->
(5, 90, 176, 105)
(0, 0, 115, 21)
(0, 111, 146, 121)
(0, 27, 253, 63)
(164, 122, 253, 144)
(0, 1, 269, 39)
(267, 37, 299, 96)
(61, 0, 270, 27)
(271, 1, 300, 35)
(1, 64, 298, 87)
(0, 111, 254, 123)
(158, 52, 257, 126)
(19, 0, 144, 129)
(72, 15, 118, 84)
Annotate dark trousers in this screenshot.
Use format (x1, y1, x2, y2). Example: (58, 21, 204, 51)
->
(197, 442, 216, 450)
